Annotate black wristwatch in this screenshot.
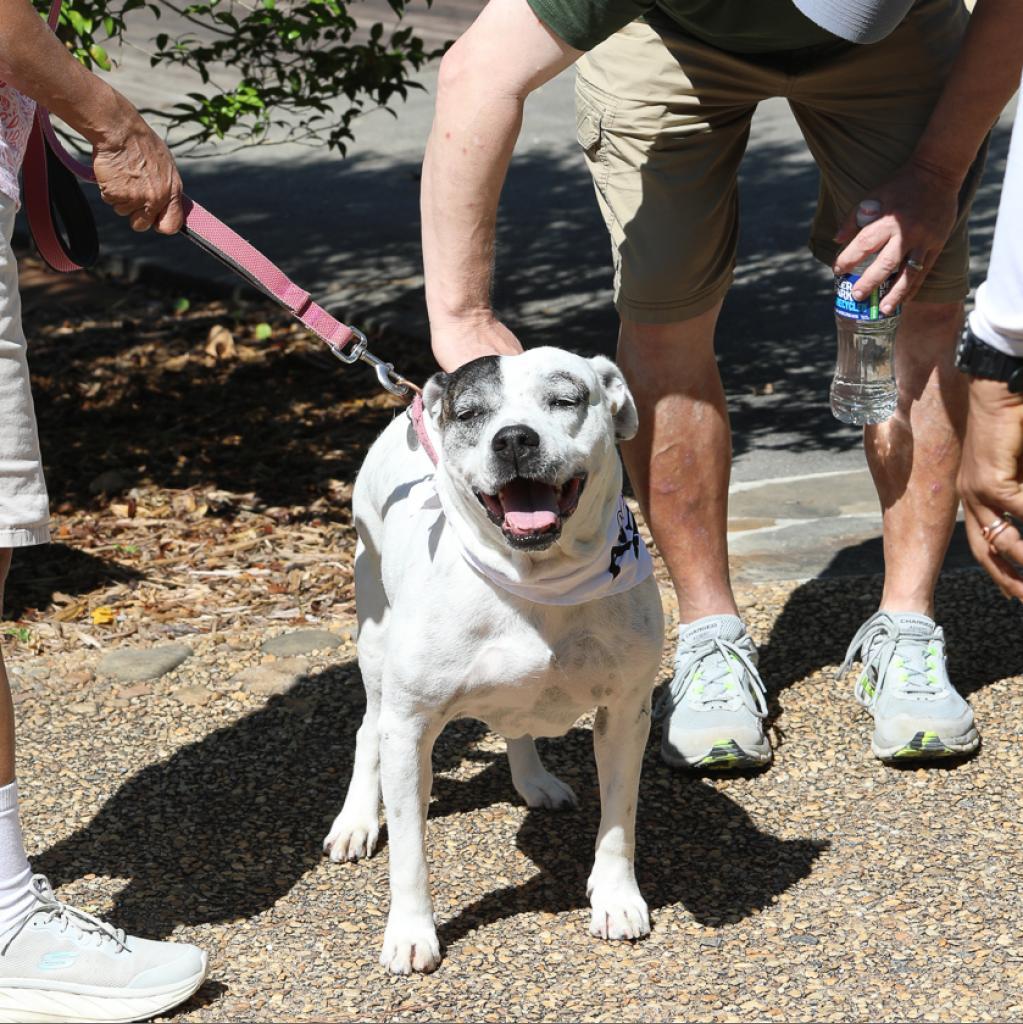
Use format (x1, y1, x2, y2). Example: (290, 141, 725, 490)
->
(955, 324, 1023, 393)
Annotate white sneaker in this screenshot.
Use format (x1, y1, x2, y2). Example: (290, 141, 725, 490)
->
(658, 614, 772, 769)
(841, 611, 980, 762)
(0, 876, 207, 1023)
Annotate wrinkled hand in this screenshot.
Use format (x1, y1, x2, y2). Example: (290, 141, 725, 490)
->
(430, 316, 524, 372)
(833, 160, 961, 315)
(91, 107, 184, 235)
(959, 377, 1023, 598)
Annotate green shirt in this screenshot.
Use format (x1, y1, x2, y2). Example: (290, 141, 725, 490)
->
(526, 0, 839, 53)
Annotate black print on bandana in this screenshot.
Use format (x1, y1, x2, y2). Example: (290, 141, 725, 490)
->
(608, 503, 640, 579)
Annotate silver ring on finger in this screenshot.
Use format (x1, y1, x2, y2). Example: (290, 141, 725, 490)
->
(984, 516, 1015, 556)
(905, 257, 925, 272)
(982, 512, 1012, 541)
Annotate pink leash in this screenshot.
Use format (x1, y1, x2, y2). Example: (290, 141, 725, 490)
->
(22, 0, 414, 399)
(409, 393, 439, 465)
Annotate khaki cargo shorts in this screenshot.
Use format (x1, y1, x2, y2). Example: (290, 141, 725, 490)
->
(0, 192, 50, 549)
(575, 0, 980, 323)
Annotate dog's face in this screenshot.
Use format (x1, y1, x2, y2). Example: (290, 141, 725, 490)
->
(422, 348, 638, 552)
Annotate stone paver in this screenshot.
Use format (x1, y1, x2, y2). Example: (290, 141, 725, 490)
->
(231, 657, 312, 696)
(97, 642, 193, 682)
(260, 630, 344, 658)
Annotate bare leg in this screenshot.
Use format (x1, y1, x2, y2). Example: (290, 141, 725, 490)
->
(865, 302, 966, 615)
(0, 550, 15, 787)
(378, 709, 442, 975)
(505, 734, 577, 809)
(587, 695, 651, 940)
(616, 304, 736, 622)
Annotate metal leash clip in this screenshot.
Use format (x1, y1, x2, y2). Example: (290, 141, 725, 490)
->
(329, 327, 416, 398)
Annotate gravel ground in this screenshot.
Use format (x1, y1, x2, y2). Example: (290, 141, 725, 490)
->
(6, 253, 1023, 1021)
(4, 567, 1023, 1023)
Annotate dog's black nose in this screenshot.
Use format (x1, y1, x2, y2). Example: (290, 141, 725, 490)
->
(491, 424, 541, 459)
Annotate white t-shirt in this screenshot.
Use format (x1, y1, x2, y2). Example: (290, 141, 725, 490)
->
(969, 84, 1023, 357)
(0, 84, 36, 206)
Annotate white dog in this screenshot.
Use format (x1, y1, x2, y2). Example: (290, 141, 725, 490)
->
(323, 347, 664, 974)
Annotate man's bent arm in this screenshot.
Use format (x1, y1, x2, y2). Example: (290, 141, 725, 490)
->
(836, 0, 1023, 309)
(421, 0, 581, 370)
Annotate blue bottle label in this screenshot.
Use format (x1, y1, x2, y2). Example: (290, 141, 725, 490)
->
(834, 272, 899, 321)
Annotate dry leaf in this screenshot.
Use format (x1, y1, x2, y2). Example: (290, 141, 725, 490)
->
(205, 325, 236, 360)
(163, 354, 190, 372)
(90, 606, 116, 625)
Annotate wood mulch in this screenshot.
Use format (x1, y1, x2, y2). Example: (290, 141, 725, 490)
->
(3, 252, 438, 655)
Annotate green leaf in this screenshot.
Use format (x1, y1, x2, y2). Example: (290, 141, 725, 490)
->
(89, 43, 111, 70)
(173, 297, 191, 314)
(254, 322, 273, 340)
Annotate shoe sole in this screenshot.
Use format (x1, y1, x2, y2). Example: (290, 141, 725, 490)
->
(0, 954, 207, 1023)
(873, 728, 980, 763)
(661, 737, 773, 771)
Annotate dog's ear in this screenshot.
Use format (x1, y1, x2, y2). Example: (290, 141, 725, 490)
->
(589, 356, 638, 441)
(421, 371, 450, 423)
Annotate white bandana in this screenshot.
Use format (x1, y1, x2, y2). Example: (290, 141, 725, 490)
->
(408, 476, 653, 606)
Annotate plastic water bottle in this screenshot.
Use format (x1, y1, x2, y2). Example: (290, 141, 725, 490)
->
(830, 199, 900, 425)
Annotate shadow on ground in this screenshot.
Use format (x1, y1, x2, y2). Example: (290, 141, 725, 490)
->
(36, 659, 823, 940)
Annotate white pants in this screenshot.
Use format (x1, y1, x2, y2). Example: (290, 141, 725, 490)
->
(0, 191, 49, 548)
(970, 88, 1023, 356)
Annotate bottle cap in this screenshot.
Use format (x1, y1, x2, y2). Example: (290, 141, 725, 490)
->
(856, 199, 882, 228)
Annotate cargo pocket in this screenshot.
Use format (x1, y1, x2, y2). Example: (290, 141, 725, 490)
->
(575, 98, 603, 156)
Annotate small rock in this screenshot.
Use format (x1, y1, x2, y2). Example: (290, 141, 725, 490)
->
(789, 934, 820, 946)
(260, 630, 342, 657)
(66, 670, 94, 687)
(174, 685, 217, 707)
(98, 643, 192, 682)
(231, 657, 309, 696)
(116, 682, 154, 700)
(88, 469, 128, 496)
(69, 701, 97, 715)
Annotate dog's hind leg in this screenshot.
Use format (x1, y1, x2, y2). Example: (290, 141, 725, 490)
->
(323, 684, 382, 862)
(506, 735, 578, 810)
(324, 538, 387, 862)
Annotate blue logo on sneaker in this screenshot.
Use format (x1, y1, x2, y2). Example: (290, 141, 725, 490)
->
(37, 951, 79, 971)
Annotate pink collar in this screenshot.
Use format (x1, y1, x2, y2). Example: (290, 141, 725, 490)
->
(410, 394, 439, 466)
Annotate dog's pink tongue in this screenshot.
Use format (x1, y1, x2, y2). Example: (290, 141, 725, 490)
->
(499, 479, 559, 534)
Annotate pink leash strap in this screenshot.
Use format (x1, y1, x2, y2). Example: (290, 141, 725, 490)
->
(410, 393, 439, 466)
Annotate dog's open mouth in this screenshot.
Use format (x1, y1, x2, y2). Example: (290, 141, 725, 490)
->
(476, 475, 586, 547)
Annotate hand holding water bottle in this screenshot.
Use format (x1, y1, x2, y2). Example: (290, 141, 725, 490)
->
(833, 160, 961, 312)
(830, 200, 901, 424)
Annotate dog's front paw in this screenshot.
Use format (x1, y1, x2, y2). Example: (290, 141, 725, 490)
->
(513, 770, 578, 811)
(323, 809, 380, 863)
(380, 919, 442, 975)
(588, 885, 650, 941)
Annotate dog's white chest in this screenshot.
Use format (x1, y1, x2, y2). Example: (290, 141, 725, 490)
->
(454, 617, 638, 738)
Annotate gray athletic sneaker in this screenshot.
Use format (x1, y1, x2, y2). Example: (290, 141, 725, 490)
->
(840, 611, 980, 762)
(0, 875, 207, 1024)
(657, 614, 772, 769)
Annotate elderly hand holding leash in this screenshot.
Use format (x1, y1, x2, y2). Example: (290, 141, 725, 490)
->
(324, 349, 664, 974)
